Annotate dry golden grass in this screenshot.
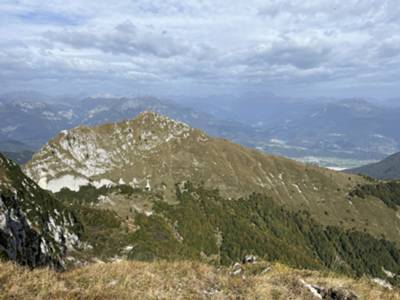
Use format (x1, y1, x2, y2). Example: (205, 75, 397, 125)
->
(0, 260, 399, 300)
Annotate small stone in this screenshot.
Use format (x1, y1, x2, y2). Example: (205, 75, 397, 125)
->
(242, 255, 257, 264)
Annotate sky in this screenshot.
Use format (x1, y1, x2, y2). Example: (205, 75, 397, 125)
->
(1, 0, 400, 98)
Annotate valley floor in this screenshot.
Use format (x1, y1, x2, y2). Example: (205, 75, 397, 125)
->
(0, 260, 399, 300)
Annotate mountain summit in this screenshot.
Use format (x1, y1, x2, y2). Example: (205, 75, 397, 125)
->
(24, 111, 204, 194)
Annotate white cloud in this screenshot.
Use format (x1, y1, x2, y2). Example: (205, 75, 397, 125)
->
(1, 0, 400, 97)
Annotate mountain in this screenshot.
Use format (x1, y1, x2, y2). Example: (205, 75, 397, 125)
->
(0, 153, 81, 268)
(24, 111, 274, 198)
(179, 92, 318, 128)
(346, 152, 400, 180)
(24, 112, 400, 250)
(13, 111, 400, 290)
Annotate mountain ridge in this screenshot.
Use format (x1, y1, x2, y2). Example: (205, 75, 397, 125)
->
(24, 111, 400, 248)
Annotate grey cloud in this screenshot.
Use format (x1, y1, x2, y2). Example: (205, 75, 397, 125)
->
(247, 38, 331, 70)
(45, 21, 190, 58)
(376, 36, 400, 60)
(1, 0, 400, 97)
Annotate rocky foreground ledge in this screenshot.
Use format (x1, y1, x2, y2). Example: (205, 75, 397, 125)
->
(0, 259, 398, 300)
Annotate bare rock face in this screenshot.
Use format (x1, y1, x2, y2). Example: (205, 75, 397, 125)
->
(319, 287, 358, 300)
(0, 153, 81, 268)
(301, 279, 358, 300)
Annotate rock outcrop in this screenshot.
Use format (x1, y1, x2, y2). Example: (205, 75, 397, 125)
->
(0, 153, 81, 268)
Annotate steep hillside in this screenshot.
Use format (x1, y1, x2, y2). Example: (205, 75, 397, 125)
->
(24, 112, 400, 247)
(1, 259, 398, 300)
(346, 152, 400, 180)
(54, 183, 400, 284)
(0, 153, 81, 268)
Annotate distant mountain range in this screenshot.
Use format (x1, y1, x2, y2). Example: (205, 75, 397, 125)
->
(1, 92, 400, 168)
(346, 152, 400, 180)
(0, 95, 266, 151)
(0, 99, 78, 149)
(263, 99, 400, 160)
(206, 97, 400, 161)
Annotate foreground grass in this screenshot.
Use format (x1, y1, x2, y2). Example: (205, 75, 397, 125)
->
(0, 260, 399, 299)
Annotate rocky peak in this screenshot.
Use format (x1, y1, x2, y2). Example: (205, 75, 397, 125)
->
(24, 112, 206, 193)
(130, 110, 193, 141)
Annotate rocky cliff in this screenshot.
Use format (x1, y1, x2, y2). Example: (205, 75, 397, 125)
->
(0, 153, 81, 268)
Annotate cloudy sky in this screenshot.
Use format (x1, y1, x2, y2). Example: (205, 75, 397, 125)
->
(1, 0, 400, 98)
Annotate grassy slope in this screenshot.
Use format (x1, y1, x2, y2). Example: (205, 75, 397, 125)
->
(55, 184, 400, 284)
(0, 259, 398, 300)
